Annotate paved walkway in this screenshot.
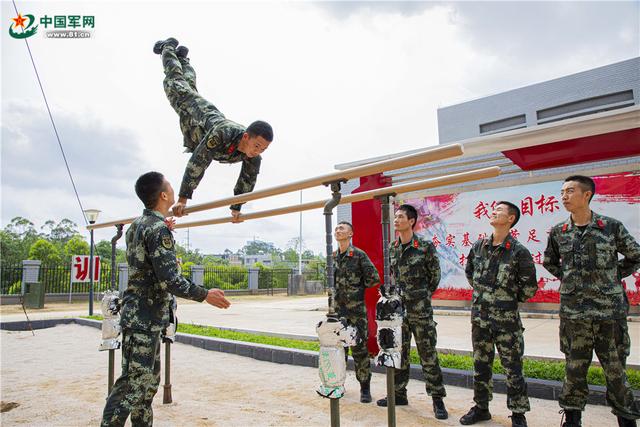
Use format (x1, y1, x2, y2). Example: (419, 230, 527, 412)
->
(2, 295, 639, 365)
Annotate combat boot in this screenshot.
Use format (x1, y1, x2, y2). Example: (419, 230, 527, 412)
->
(153, 37, 179, 54)
(433, 397, 448, 420)
(460, 406, 492, 425)
(617, 416, 637, 427)
(359, 381, 371, 403)
(176, 46, 189, 59)
(376, 395, 408, 407)
(510, 412, 527, 427)
(560, 409, 582, 427)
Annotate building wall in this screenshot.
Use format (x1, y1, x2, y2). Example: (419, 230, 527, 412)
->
(437, 57, 639, 144)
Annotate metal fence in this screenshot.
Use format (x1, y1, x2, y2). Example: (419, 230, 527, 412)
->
(0, 263, 23, 294)
(303, 263, 326, 286)
(258, 268, 293, 293)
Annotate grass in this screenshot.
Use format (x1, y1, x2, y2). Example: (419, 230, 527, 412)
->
(82, 316, 639, 389)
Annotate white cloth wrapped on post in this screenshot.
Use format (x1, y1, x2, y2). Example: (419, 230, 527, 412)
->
(99, 290, 121, 351)
(375, 293, 403, 368)
(316, 316, 358, 399)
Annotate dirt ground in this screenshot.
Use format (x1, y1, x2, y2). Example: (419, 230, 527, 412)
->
(0, 324, 620, 427)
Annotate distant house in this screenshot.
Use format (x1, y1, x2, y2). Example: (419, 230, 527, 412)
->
(243, 254, 273, 267)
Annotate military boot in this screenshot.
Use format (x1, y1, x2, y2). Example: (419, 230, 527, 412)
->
(460, 406, 492, 425)
(376, 395, 408, 407)
(510, 412, 527, 427)
(433, 397, 448, 420)
(176, 46, 189, 58)
(560, 410, 582, 427)
(153, 37, 179, 54)
(359, 381, 372, 403)
(617, 416, 638, 427)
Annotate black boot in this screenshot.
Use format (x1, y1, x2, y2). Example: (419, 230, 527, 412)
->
(560, 410, 582, 427)
(376, 395, 408, 407)
(617, 416, 638, 427)
(176, 46, 189, 58)
(460, 406, 492, 425)
(153, 37, 179, 54)
(433, 397, 448, 420)
(359, 381, 372, 403)
(510, 412, 527, 427)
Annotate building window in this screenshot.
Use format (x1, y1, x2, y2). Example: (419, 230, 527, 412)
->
(479, 114, 527, 135)
(536, 90, 634, 124)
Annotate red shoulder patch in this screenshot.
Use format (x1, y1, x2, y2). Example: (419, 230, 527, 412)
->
(562, 224, 568, 233)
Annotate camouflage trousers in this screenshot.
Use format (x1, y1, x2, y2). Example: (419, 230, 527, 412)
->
(395, 315, 446, 398)
(161, 46, 225, 152)
(471, 318, 530, 413)
(101, 329, 161, 427)
(343, 315, 371, 384)
(559, 318, 639, 419)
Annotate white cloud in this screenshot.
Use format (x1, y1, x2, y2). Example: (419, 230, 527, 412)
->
(2, 1, 638, 254)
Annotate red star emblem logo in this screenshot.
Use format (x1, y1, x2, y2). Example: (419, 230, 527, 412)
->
(12, 13, 27, 28)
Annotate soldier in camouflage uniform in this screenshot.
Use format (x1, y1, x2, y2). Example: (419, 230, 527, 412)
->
(543, 175, 640, 427)
(333, 221, 380, 403)
(461, 201, 537, 427)
(101, 171, 231, 427)
(376, 204, 448, 420)
(153, 37, 273, 220)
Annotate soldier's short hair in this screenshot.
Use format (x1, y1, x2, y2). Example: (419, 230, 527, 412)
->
(565, 175, 596, 202)
(397, 204, 418, 229)
(247, 120, 273, 142)
(135, 171, 166, 209)
(496, 200, 520, 228)
(338, 221, 353, 232)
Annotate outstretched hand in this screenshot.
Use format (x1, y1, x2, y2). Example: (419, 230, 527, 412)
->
(205, 288, 231, 309)
(230, 209, 244, 223)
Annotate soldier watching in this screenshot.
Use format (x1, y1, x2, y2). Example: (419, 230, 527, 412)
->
(544, 175, 640, 427)
(101, 171, 231, 427)
(154, 37, 273, 221)
(460, 201, 537, 427)
(333, 221, 380, 403)
(376, 204, 448, 420)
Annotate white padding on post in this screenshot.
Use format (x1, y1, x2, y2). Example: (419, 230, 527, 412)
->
(316, 317, 358, 399)
(375, 294, 403, 368)
(99, 290, 121, 351)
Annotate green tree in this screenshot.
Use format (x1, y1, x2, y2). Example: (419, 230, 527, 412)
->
(242, 239, 280, 256)
(0, 230, 24, 265)
(63, 235, 89, 260)
(28, 239, 62, 265)
(41, 218, 79, 244)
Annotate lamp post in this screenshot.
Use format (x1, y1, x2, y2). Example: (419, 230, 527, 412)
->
(84, 209, 101, 315)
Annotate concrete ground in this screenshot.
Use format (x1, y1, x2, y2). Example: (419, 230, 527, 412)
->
(0, 324, 620, 427)
(2, 295, 639, 365)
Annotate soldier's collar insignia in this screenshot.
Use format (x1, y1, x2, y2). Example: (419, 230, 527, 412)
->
(596, 219, 605, 229)
(561, 223, 569, 233)
(228, 144, 236, 154)
(394, 240, 399, 247)
(348, 250, 354, 257)
(162, 234, 173, 249)
(505, 241, 511, 250)
(412, 239, 419, 249)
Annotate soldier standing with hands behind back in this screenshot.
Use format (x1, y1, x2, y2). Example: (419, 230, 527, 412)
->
(544, 175, 640, 427)
(333, 221, 380, 403)
(461, 201, 537, 427)
(376, 204, 448, 420)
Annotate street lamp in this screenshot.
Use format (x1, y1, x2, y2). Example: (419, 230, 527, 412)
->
(84, 209, 101, 315)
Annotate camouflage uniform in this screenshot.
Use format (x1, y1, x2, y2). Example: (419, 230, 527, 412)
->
(543, 212, 640, 420)
(334, 245, 380, 384)
(161, 45, 260, 211)
(101, 209, 209, 427)
(465, 234, 538, 414)
(389, 234, 446, 399)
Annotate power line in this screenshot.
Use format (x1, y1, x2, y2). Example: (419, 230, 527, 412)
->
(11, 0, 88, 225)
